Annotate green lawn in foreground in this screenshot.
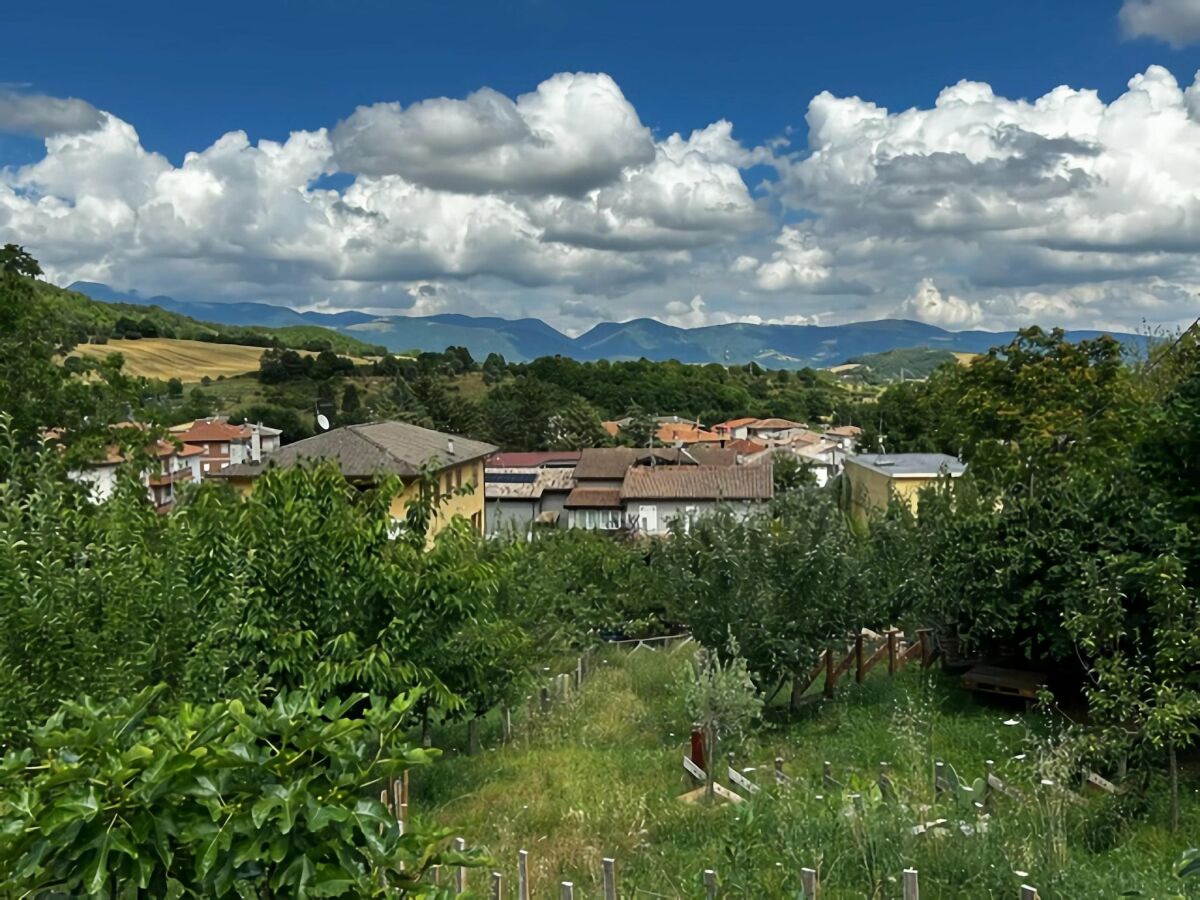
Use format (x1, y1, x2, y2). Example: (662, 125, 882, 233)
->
(412, 648, 1198, 899)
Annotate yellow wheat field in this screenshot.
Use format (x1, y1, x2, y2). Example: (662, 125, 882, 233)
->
(70, 338, 362, 382)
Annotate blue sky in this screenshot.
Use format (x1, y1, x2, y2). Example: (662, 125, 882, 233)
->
(3, 0, 1200, 331)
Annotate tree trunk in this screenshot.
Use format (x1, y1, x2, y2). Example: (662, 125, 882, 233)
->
(790, 673, 805, 711)
(1168, 741, 1180, 831)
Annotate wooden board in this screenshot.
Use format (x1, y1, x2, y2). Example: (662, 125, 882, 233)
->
(961, 665, 1047, 701)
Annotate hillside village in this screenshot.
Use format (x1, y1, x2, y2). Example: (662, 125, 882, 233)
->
(64, 409, 967, 541)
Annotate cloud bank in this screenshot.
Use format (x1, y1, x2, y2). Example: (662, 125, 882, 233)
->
(2, 68, 1199, 332)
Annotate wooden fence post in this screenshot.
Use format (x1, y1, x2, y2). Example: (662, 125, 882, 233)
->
(917, 628, 933, 668)
(454, 837, 466, 894)
(540, 686, 550, 713)
(934, 761, 947, 800)
(518, 849, 530, 900)
(887, 629, 898, 676)
(502, 706, 512, 742)
(576, 656, 583, 689)
(903, 867, 919, 900)
(704, 868, 718, 899)
(560, 882, 574, 899)
(801, 866, 819, 898)
(823, 760, 835, 789)
(824, 646, 835, 698)
(490, 871, 503, 900)
(775, 757, 790, 785)
(1019, 886, 1039, 900)
(983, 759, 994, 809)
(602, 857, 617, 900)
(854, 633, 865, 683)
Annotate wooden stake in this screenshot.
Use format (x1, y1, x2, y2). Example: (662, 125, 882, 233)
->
(903, 867, 919, 900)
(518, 850, 530, 900)
(935, 761, 947, 799)
(560, 882, 574, 899)
(602, 857, 617, 900)
(1019, 886, 1039, 900)
(454, 837, 466, 893)
(774, 757, 791, 785)
(576, 656, 583, 689)
(854, 633, 865, 683)
(704, 868, 718, 899)
(824, 645, 835, 698)
(490, 871, 503, 899)
(917, 628, 933, 668)
(800, 866, 818, 899)
(502, 706, 512, 742)
(887, 629, 898, 676)
(540, 686, 551, 713)
(823, 760, 836, 789)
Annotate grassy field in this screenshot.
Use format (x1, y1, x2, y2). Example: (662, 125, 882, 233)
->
(72, 338, 373, 383)
(73, 338, 271, 381)
(414, 648, 1198, 899)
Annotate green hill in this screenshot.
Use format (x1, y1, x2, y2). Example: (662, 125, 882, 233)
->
(36, 281, 386, 357)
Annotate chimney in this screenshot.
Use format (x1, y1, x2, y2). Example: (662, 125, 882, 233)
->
(447, 437, 455, 456)
(251, 424, 262, 461)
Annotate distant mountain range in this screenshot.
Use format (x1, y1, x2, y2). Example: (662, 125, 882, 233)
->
(69, 281, 1143, 369)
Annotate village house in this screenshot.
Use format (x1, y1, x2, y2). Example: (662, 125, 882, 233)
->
(484, 450, 581, 536)
(823, 424, 863, 453)
(170, 416, 283, 475)
(68, 437, 204, 513)
(213, 421, 496, 537)
(620, 462, 774, 534)
(842, 452, 966, 523)
(563, 445, 751, 533)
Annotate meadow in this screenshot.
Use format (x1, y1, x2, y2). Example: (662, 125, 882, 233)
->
(415, 648, 1199, 899)
(71, 337, 370, 382)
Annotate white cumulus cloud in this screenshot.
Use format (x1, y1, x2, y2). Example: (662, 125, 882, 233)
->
(898, 279, 983, 328)
(0, 90, 104, 138)
(1120, 0, 1200, 47)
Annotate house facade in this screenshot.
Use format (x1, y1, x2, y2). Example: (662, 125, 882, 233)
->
(562, 446, 769, 534)
(843, 452, 966, 522)
(170, 417, 283, 474)
(484, 451, 580, 537)
(214, 421, 496, 538)
(69, 438, 204, 512)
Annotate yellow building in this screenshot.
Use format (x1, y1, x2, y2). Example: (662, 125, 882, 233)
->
(842, 453, 966, 523)
(214, 421, 496, 538)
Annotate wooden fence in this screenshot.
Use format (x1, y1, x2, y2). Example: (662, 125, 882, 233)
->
(792, 627, 937, 704)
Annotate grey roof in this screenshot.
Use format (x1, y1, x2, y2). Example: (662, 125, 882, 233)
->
(621, 463, 774, 501)
(216, 421, 497, 479)
(574, 446, 737, 480)
(845, 453, 966, 478)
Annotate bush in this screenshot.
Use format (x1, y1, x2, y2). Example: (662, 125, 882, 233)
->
(0, 687, 469, 896)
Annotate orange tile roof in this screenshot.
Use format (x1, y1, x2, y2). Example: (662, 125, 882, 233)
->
(715, 417, 759, 430)
(176, 418, 252, 442)
(655, 423, 721, 443)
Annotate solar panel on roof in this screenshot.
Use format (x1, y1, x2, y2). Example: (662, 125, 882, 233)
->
(485, 472, 538, 484)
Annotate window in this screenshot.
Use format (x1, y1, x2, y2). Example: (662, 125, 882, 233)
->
(454, 466, 463, 490)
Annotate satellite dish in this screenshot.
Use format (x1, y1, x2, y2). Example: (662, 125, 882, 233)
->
(316, 413, 331, 431)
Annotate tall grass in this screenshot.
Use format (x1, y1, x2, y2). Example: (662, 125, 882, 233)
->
(412, 648, 1198, 898)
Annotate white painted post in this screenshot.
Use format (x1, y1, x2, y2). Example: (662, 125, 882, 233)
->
(491, 871, 503, 900)
(903, 868, 919, 900)
(1020, 886, 1039, 900)
(801, 866, 818, 898)
(602, 857, 617, 900)
(934, 761, 946, 799)
(560, 882, 574, 900)
(704, 868, 718, 899)
(518, 850, 530, 900)
(454, 837, 466, 894)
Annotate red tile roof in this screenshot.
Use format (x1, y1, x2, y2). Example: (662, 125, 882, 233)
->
(175, 418, 252, 443)
(564, 487, 624, 508)
(726, 438, 767, 454)
(621, 463, 773, 501)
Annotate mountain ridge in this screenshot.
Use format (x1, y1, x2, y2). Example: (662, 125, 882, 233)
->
(69, 281, 1145, 369)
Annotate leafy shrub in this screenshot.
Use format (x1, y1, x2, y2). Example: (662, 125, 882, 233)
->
(0, 687, 471, 897)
